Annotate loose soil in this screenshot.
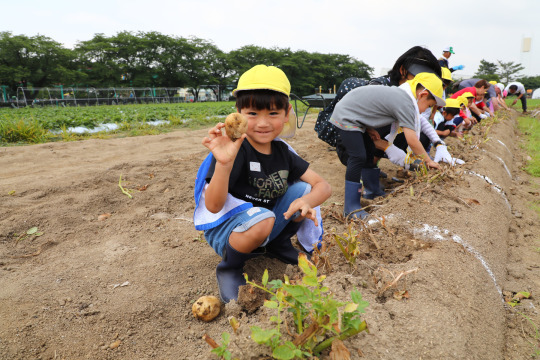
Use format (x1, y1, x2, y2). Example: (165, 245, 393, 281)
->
(1, 111, 539, 359)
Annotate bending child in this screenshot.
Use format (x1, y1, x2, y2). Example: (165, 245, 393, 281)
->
(193, 65, 331, 303)
(330, 72, 445, 219)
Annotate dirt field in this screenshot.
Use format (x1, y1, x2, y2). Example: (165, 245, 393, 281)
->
(1, 111, 539, 359)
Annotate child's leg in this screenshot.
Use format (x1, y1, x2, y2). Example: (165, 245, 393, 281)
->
(338, 129, 370, 219)
(265, 182, 312, 263)
(229, 217, 274, 253)
(205, 208, 275, 303)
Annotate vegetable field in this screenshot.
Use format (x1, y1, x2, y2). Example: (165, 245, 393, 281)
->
(0, 102, 236, 144)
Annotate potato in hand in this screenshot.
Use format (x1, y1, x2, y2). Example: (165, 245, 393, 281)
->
(224, 113, 248, 141)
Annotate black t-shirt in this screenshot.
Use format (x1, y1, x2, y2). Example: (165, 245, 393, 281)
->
(205, 140, 309, 209)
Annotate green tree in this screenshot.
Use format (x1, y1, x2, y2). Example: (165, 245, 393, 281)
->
(474, 59, 500, 82)
(182, 37, 224, 101)
(516, 75, 540, 90)
(497, 60, 525, 83)
(75, 33, 122, 87)
(0, 32, 84, 92)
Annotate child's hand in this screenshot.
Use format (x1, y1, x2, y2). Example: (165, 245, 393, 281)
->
(284, 198, 318, 226)
(202, 123, 246, 166)
(373, 138, 388, 151)
(366, 128, 381, 141)
(425, 159, 440, 170)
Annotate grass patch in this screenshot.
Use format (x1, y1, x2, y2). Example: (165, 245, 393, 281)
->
(517, 114, 540, 177)
(0, 116, 51, 144)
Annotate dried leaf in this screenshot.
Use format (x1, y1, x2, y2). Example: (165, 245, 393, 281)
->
(202, 334, 219, 349)
(464, 198, 480, 205)
(330, 339, 351, 360)
(512, 291, 531, 301)
(393, 290, 410, 300)
(98, 213, 111, 221)
(228, 316, 239, 334)
(137, 184, 149, 191)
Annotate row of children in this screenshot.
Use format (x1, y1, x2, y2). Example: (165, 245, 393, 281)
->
(192, 46, 512, 304)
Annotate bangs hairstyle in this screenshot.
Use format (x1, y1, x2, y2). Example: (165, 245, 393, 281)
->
(235, 89, 289, 113)
(443, 107, 460, 116)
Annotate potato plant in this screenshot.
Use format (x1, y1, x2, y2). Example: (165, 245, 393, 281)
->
(244, 254, 369, 359)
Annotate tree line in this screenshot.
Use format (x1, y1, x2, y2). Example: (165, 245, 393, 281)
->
(0, 31, 373, 99)
(475, 59, 540, 89)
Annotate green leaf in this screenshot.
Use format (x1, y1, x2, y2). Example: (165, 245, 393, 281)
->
(26, 227, 38, 235)
(251, 326, 278, 344)
(262, 269, 269, 286)
(302, 275, 319, 287)
(283, 284, 310, 303)
(272, 342, 297, 360)
(351, 289, 369, 312)
(268, 279, 283, 289)
(221, 332, 230, 343)
(264, 300, 278, 309)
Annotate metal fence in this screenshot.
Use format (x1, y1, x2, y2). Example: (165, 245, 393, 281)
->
(0, 86, 230, 108)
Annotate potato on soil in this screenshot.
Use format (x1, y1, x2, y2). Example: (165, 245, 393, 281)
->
(192, 295, 221, 321)
(224, 113, 248, 141)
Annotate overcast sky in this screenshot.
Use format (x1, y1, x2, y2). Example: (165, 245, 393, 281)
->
(4, 0, 540, 79)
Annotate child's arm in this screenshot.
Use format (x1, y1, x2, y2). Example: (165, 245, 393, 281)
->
(436, 129, 451, 137)
(402, 127, 440, 169)
(202, 122, 247, 213)
(283, 169, 331, 226)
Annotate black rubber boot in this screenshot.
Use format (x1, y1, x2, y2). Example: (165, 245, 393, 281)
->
(361, 168, 386, 200)
(265, 220, 304, 265)
(344, 180, 369, 219)
(216, 242, 261, 303)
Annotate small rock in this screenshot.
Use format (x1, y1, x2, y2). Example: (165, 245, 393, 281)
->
(109, 340, 121, 349)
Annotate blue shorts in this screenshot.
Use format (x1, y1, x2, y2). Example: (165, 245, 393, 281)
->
(204, 182, 311, 257)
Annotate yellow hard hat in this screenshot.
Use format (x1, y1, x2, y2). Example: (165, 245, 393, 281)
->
(489, 80, 497, 85)
(444, 98, 463, 109)
(409, 72, 446, 107)
(232, 65, 291, 97)
(441, 67, 452, 81)
(462, 92, 474, 98)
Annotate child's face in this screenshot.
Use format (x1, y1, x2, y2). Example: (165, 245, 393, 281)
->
(239, 105, 290, 148)
(467, 98, 473, 106)
(416, 91, 437, 113)
(443, 111, 455, 121)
